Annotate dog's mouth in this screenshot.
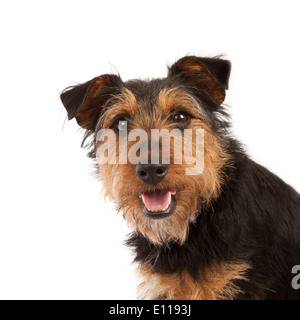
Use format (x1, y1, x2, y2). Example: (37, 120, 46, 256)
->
(140, 190, 177, 219)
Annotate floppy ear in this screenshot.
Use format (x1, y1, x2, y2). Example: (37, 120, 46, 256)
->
(60, 74, 122, 129)
(168, 56, 231, 104)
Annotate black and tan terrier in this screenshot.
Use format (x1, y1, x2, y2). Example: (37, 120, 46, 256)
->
(60, 56, 300, 300)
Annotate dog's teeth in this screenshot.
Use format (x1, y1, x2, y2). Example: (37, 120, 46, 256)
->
(168, 191, 171, 205)
(147, 203, 171, 213)
(148, 205, 170, 212)
(141, 191, 173, 213)
(162, 203, 171, 212)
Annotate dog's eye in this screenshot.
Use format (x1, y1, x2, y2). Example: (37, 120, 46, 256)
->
(172, 112, 190, 126)
(113, 118, 127, 132)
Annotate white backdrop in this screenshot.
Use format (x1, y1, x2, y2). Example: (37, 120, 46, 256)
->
(0, 0, 299, 299)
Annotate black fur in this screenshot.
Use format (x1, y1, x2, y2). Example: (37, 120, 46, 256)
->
(168, 56, 231, 89)
(61, 56, 300, 299)
(60, 74, 122, 131)
(125, 59, 300, 299)
(126, 140, 300, 299)
(60, 80, 93, 120)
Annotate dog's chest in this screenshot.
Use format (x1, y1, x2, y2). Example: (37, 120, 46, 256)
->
(136, 262, 250, 300)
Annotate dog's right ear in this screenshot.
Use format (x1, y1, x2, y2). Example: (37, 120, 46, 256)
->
(60, 74, 122, 130)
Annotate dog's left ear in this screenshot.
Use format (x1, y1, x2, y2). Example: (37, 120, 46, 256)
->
(60, 74, 122, 130)
(168, 56, 231, 104)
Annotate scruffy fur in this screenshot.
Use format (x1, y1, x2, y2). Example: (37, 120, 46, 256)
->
(60, 55, 300, 300)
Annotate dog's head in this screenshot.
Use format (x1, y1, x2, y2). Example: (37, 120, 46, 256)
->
(60, 56, 231, 245)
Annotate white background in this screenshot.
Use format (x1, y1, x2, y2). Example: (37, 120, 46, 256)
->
(0, 0, 299, 300)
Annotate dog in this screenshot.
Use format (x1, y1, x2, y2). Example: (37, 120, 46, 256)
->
(60, 56, 300, 299)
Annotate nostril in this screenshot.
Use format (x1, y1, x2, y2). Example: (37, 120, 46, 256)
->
(138, 170, 147, 177)
(156, 168, 166, 176)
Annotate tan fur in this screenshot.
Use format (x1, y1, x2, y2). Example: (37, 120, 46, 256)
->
(98, 87, 232, 245)
(137, 262, 250, 300)
(98, 87, 139, 129)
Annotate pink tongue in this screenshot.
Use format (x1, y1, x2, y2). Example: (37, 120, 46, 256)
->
(142, 190, 170, 211)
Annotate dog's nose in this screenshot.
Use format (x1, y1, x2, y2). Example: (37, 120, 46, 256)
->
(135, 163, 169, 184)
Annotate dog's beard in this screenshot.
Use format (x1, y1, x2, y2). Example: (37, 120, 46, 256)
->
(104, 184, 199, 245)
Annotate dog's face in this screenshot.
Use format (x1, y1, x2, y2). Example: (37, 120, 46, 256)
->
(61, 56, 232, 245)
